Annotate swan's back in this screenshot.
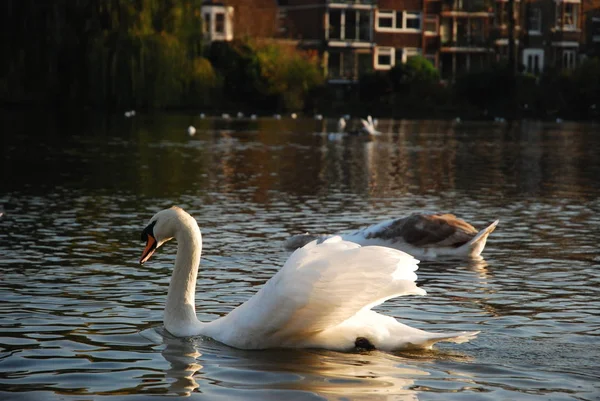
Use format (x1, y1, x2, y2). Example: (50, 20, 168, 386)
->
(204, 237, 426, 349)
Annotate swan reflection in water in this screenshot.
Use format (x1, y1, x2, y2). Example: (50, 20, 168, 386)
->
(151, 328, 474, 400)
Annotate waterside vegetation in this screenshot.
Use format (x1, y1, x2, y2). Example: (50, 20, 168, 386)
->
(1, 0, 599, 121)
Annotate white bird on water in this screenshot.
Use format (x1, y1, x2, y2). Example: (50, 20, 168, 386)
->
(187, 126, 196, 136)
(360, 115, 381, 136)
(337, 117, 346, 132)
(139, 206, 479, 350)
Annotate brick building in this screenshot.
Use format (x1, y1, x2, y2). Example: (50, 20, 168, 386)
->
(208, 0, 597, 80)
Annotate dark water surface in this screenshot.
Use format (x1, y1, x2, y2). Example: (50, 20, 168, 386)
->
(1, 112, 599, 400)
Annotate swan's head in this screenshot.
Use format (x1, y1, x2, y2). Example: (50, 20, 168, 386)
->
(140, 206, 196, 264)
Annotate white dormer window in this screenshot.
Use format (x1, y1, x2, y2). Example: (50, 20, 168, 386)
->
(202, 4, 234, 42)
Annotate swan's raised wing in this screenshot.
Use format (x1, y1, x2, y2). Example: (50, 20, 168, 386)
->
(218, 237, 425, 346)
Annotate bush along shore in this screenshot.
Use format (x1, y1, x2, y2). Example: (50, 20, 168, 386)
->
(1, 1, 599, 121)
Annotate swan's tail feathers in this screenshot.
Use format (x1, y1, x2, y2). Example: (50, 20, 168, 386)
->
(410, 330, 480, 350)
(466, 220, 499, 257)
(284, 233, 321, 251)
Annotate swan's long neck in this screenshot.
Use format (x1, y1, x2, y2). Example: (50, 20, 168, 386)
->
(164, 221, 205, 336)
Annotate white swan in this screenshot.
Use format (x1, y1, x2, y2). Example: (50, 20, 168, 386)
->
(359, 115, 380, 136)
(140, 207, 479, 351)
(337, 117, 346, 132)
(285, 213, 499, 260)
(187, 126, 196, 136)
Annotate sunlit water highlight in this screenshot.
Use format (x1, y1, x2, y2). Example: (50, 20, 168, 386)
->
(1, 113, 599, 400)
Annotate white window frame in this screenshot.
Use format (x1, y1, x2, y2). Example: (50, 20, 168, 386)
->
(528, 8, 542, 35)
(375, 47, 394, 70)
(201, 5, 234, 41)
(397, 47, 422, 64)
(376, 10, 395, 30)
(403, 11, 422, 31)
(523, 48, 544, 74)
(376, 9, 421, 32)
(562, 49, 576, 69)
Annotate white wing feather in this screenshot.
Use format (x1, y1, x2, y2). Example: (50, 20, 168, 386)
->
(214, 237, 425, 347)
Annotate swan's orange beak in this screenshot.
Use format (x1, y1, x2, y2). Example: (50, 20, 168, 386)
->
(140, 234, 157, 264)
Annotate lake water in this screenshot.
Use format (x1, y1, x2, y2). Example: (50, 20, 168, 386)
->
(1, 112, 599, 400)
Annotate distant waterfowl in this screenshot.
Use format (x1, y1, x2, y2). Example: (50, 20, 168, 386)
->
(221, 113, 231, 119)
(314, 114, 323, 120)
(337, 117, 346, 132)
(187, 126, 196, 136)
(291, 113, 298, 119)
(124, 110, 136, 118)
(273, 114, 282, 120)
(359, 115, 380, 136)
(237, 112, 244, 118)
(140, 206, 479, 350)
(199, 113, 206, 119)
(250, 114, 257, 120)
(284, 213, 499, 260)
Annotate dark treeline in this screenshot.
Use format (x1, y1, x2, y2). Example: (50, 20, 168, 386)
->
(0, 0, 322, 113)
(1, 0, 599, 120)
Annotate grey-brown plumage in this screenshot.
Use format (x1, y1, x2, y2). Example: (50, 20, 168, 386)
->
(284, 213, 499, 260)
(365, 214, 478, 248)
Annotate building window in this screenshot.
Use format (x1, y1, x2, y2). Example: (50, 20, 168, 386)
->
(215, 12, 225, 34)
(376, 9, 421, 31)
(562, 49, 576, 69)
(528, 8, 541, 34)
(424, 14, 439, 35)
(328, 9, 371, 41)
(557, 2, 578, 30)
(395, 48, 404, 65)
(396, 47, 422, 64)
(593, 17, 600, 42)
(375, 47, 394, 69)
(328, 52, 342, 79)
(404, 12, 421, 30)
(377, 10, 394, 28)
(523, 48, 544, 74)
(203, 13, 211, 34)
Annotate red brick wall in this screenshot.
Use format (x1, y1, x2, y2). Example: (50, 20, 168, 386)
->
(375, 32, 422, 47)
(284, 7, 325, 40)
(223, 0, 279, 38)
(379, 0, 423, 11)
